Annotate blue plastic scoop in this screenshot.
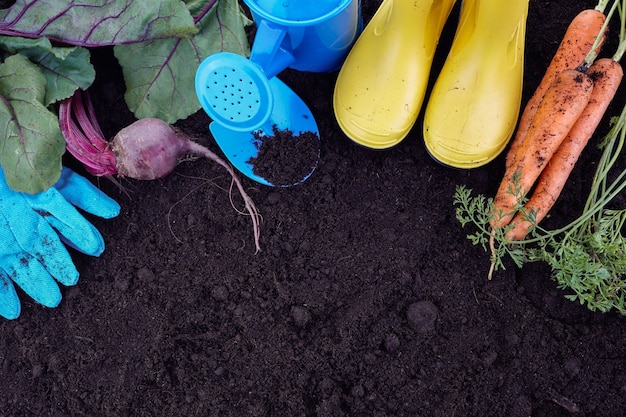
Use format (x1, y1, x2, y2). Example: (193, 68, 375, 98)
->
(195, 0, 359, 186)
(195, 53, 319, 187)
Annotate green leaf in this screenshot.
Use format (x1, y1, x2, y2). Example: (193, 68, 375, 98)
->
(27, 47, 96, 106)
(23, 46, 95, 105)
(0, 35, 69, 59)
(114, 0, 251, 123)
(0, 36, 96, 104)
(0, 0, 197, 47)
(0, 54, 64, 193)
(187, 0, 251, 55)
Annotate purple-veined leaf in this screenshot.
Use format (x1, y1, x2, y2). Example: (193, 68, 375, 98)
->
(0, 0, 197, 47)
(25, 46, 96, 105)
(114, 0, 250, 123)
(0, 54, 64, 193)
(0, 35, 69, 58)
(0, 36, 96, 105)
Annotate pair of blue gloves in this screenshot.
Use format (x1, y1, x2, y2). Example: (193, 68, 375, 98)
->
(0, 167, 119, 319)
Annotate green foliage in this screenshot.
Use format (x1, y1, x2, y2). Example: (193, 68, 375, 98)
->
(0, 54, 65, 192)
(0, 0, 197, 46)
(455, 185, 626, 314)
(115, 0, 250, 123)
(453, 104, 626, 315)
(0, 0, 250, 193)
(454, 185, 527, 273)
(19, 45, 96, 106)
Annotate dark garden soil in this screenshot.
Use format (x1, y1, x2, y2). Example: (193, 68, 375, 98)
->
(2, 1, 626, 416)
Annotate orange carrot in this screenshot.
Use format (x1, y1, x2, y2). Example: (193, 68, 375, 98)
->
(491, 68, 594, 230)
(505, 8, 607, 170)
(505, 58, 624, 241)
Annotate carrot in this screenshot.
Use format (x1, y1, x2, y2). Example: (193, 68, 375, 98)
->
(491, 68, 594, 230)
(505, 8, 607, 170)
(505, 58, 624, 240)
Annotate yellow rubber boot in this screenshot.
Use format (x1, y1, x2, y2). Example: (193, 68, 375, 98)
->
(333, 0, 457, 149)
(423, 0, 529, 168)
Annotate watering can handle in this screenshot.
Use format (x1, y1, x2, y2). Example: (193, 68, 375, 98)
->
(249, 19, 296, 79)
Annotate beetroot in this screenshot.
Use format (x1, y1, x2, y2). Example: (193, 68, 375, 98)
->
(111, 118, 188, 180)
(59, 90, 261, 252)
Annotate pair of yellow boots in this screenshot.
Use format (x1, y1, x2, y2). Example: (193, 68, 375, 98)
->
(333, 0, 530, 168)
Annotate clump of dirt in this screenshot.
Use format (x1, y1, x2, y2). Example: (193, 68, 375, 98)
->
(249, 125, 319, 186)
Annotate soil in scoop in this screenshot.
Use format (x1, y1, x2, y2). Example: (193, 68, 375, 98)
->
(248, 125, 319, 186)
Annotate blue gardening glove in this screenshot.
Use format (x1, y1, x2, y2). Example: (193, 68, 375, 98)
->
(0, 167, 120, 319)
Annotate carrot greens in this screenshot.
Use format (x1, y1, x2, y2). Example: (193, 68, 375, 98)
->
(455, 100, 626, 314)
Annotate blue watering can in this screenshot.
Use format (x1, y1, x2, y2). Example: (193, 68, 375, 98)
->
(195, 0, 360, 187)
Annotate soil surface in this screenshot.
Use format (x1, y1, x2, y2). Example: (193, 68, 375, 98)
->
(2, 1, 626, 416)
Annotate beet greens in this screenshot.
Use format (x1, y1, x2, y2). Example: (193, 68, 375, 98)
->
(0, 0, 250, 193)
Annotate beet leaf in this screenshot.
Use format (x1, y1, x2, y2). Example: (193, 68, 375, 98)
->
(114, 0, 251, 123)
(0, 0, 197, 46)
(0, 35, 96, 105)
(0, 54, 65, 193)
(0, 0, 250, 193)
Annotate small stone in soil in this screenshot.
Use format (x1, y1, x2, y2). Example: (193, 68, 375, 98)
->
(406, 300, 439, 333)
(384, 333, 401, 352)
(248, 125, 319, 186)
(291, 305, 312, 327)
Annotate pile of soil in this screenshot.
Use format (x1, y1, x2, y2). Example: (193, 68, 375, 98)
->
(2, 1, 625, 416)
(250, 126, 320, 186)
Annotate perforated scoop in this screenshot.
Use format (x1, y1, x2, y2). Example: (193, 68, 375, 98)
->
(196, 53, 273, 132)
(196, 52, 320, 187)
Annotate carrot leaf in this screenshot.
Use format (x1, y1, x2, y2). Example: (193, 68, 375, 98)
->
(454, 103, 626, 315)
